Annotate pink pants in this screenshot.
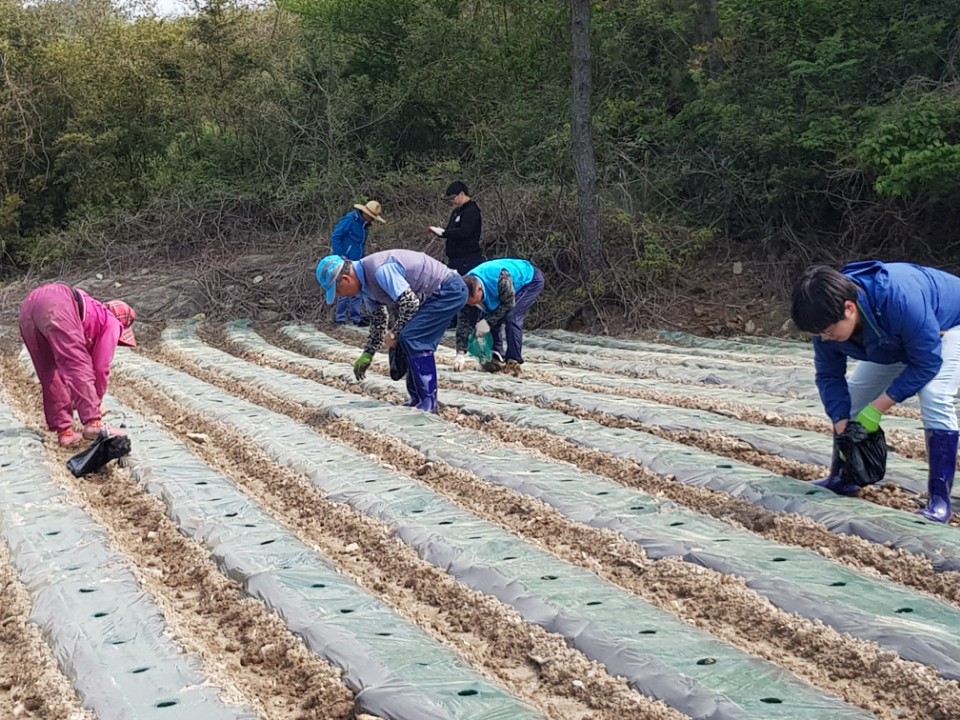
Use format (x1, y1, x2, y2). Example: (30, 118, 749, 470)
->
(19, 284, 101, 431)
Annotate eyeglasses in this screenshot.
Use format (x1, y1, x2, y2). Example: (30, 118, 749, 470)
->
(817, 320, 846, 341)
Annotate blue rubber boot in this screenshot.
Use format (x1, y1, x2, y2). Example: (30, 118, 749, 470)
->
(402, 371, 419, 407)
(812, 440, 862, 496)
(408, 352, 438, 414)
(918, 429, 958, 523)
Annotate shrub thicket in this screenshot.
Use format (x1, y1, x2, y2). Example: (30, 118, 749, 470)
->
(1, 0, 957, 313)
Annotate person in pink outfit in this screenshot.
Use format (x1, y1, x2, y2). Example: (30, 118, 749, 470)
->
(19, 283, 137, 446)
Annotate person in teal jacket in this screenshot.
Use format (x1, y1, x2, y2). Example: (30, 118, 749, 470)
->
(791, 261, 960, 522)
(454, 258, 544, 375)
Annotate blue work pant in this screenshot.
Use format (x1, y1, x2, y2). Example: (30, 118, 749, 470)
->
(491, 268, 545, 364)
(398, 275, 468, 356)
(336, 296, 363, 324)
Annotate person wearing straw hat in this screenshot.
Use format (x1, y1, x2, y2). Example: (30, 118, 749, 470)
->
(316, 249, 467, 413)
(330, 199, 387, 326)
(19, 283, 137, 446)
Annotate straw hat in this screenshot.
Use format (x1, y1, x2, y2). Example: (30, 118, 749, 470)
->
(354, 200, 387, 224)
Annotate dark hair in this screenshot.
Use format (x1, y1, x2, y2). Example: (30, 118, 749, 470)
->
(445, 181, 469, 197)
(790, 265, 859, 333)
(464, 275, 482, 296)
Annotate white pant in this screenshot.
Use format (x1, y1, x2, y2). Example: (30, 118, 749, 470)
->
(847, 327, 960, 431)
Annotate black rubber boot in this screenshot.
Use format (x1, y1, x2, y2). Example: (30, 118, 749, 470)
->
(812, 438, 861, 496)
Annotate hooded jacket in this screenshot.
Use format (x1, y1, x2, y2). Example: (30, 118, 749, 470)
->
(814, 261, 960, 423)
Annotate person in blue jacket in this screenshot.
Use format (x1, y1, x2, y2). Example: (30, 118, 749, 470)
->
(791, 262, 960, 522)
(330, 200, 386, 326)
(453, 258, 545, 375)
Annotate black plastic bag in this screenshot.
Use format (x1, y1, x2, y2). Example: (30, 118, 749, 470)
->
(838, 422, 887, 488)
(67, 432, 132, 478)
(388, 345, 408, 381)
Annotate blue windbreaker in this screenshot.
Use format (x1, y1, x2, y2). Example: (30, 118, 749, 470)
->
(330, 210, 369, 261)
(814, 261, 960, 422)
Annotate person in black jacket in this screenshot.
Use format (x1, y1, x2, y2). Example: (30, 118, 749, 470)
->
(429, 181, 485, 276)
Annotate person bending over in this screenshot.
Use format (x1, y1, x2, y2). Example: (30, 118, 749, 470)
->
(317, 249, 467, 413)
(453, 258, 544, 375)
(791, 261, 960, 522)
(19, 283, 136, 445)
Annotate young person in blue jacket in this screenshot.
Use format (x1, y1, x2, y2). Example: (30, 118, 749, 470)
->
(453, 258, 545, 374)
(329, 200, 386, 326)
(791, 262, 960, 522)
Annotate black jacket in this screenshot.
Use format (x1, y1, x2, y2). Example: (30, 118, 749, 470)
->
(444, 200, 482, 261)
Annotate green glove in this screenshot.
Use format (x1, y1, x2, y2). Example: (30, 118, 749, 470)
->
(855, 405, 883, 433)
(354, 352, 373, 381)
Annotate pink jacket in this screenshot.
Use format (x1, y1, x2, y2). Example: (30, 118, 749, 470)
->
(19, 283, 122, 430)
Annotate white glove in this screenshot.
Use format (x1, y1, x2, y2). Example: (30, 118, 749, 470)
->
(453, 353, 468, 372)
(428, 225, 445, 237)
(475, 319, 490, 339)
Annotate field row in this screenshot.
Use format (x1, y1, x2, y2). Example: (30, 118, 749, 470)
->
(0, 325, 957, 720)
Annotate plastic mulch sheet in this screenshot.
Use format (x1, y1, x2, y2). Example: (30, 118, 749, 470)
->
(657, 330, 811, 356)
(385, 324, 921, 432)
(443, 343, 925, 436)
(220, 323, 960, 681)
(517, 335, 818, 398)
(283, 324, 960, 568)
(570, 329, 932, 414)
(438, 368, 932, 496)
(0, 399, 256, 720)
(120, 324, 884, 719)
(536, 329, 811, 365)
(108, 399, 540, 720)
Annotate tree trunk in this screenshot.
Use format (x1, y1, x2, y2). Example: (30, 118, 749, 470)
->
(693, 0, 722, 78)
(570, 0, 604, 286)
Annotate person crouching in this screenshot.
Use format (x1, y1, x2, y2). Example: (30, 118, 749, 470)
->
(453, 258, 545, 375)
(791, 262, 960, 523)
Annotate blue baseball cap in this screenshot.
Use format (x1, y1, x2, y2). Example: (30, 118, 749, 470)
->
(316, 255, 346, 304)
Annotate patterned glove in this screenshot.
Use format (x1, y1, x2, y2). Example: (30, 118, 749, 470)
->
(855, 405, 883, 434)
(354, 352, 373, 381)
